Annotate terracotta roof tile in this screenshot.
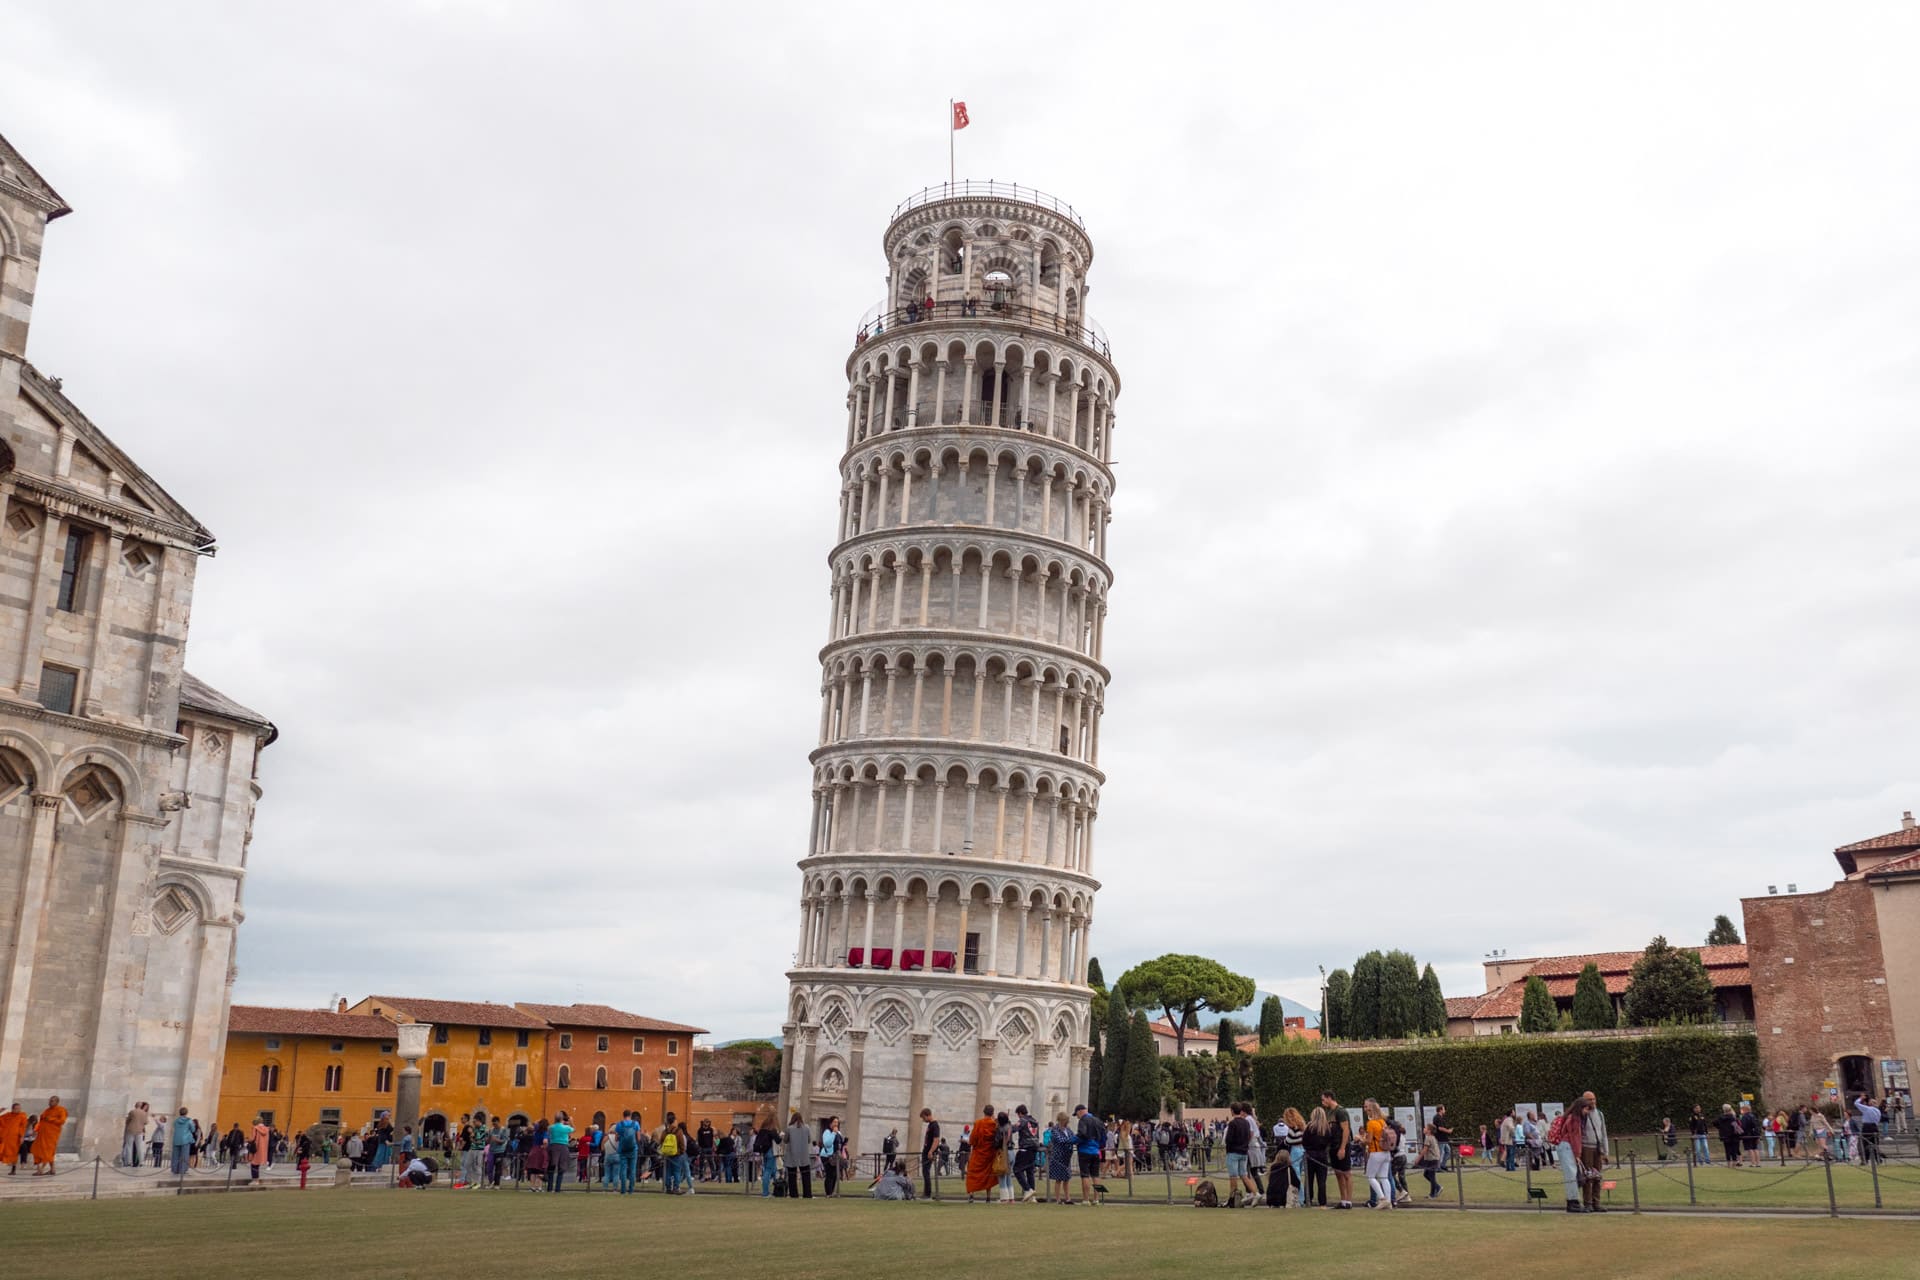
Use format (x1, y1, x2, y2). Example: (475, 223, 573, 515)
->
(513, 1003, 706, 1035)
(1853, 850, 1920, 879)
(1835, 825, 1920, 855)
(364, 997, 550, 1030)
(1511, 945, 1746, 978)
(229, 1006, 395, 1040)
(1444, 996, 1487, 1019)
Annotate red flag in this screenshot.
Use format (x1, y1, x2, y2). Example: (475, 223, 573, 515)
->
(952, 101, 970, 130)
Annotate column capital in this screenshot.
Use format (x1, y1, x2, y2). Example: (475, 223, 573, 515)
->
(1069, 1044, 1092, 1066)
(911, 1033, 933, 1053)
(1032, 1042, 1052, 1062)
(977, 1037, 999, 1057)
(782, 1022, 799, 1039)
(849, 1030, 869, 1050)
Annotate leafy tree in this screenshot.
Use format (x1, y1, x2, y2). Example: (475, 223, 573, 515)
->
(1087, 956, 1106, 990)
(738, 1044, 782, 1094)
(1118, 1011, 1162, 1120)
(1345, 952, 1385, 1039)
(1706, 915, 1742, 946)
(1571, 962, 1613, 1031)
(1379, 950, 1422, 1038)
(1116, 955, 1256, 1057)
(1258, 995, 1286, 1046)
(1624, 936, 1714, 1027)
(1099, 988, 1132, 1116)
(1417, 964, 1448, 1036)
(1323, 969, 1351, 1039)
(1518, 975, 1557, 1033)
(1158, 1055, 1197, 1115)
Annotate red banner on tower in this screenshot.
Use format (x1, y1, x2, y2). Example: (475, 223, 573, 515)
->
(952, 101, 970, 130)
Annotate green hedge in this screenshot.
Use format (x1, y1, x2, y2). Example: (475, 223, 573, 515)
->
(1252, 1030, 1759, 1134)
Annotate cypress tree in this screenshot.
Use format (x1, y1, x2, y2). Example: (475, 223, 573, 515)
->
(1346, 952, 1386, 1040)
(1571, 962, 1613, 1030)
(1518, 975, 1556, 1033)
(1417, 964, 1448, 1036)
(1258, 994, 1285, 1046)
(1099, 988, 1132, 1115)
(1324, 969, 1351, 1039)
(1118, 1011, 1162, 1121)
(1215, 1018, 1239, 1055)
(1379, 950, 1421, 1039)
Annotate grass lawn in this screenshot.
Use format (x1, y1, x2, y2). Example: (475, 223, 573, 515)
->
(6, 1189, 1920, 1279)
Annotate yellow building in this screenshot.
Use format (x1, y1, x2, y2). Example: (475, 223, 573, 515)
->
(347, 996, 551, 1135)
(217, 1006, 400, 1133)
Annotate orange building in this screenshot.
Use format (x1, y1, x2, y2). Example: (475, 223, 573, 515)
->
(515, 1003, 706, 1132)
(217, 1006, 401, 1133)
(346, 996, 551, 1136)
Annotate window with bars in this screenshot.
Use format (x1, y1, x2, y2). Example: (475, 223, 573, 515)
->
(36, 665, 77, 716)
(476, 1063, 490, 1087)
(596, 1035, 609, 1052)
(514, 1063, 528, 1088)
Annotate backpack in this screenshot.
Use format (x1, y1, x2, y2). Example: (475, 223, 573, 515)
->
(1193, 1179, 1220, 1208)
(660, 1131, 679, 1156)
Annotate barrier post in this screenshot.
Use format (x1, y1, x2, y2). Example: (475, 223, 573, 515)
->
(1455, 1156, 1465, 1209)
(1629, 1152, 1639, 1214)
(1870, 1152, 1882, 1209)
(1824, 1155, 1838, 1218)
(91, 1156, 99, 1201)
(1164, 1156, 1173, 1204)
(1686, 1144, 1696, 1205)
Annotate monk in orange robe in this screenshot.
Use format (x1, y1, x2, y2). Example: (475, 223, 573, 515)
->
(964, 1104, 999, 1201)
(32, 1096, 67, 1174)
(0, 1102, 26, 1173)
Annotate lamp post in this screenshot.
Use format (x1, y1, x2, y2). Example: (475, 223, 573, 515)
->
(394, 1022, 431, 1142)
(1318, 965, 1328, 1039)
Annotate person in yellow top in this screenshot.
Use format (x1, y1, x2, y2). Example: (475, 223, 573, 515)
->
(1362, 1099, 1395, 1210)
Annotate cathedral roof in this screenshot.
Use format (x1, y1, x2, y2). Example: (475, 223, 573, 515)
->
(0, 131, 70, 220)
(180, 672, 276, 741)
(513, 1002, 707, 1035)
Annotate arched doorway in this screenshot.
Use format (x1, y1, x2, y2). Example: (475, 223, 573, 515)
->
(592, 1111, 607, 1130)
(420, 1113, 448, 1143)
(1838, 1055, 1875, 1097)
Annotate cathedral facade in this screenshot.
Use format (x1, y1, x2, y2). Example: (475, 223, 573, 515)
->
(0, 132, 274, 1158)
(783, 183, 1119, 1157)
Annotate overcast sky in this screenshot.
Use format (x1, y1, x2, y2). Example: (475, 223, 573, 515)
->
(5, 2, 1917, 1040)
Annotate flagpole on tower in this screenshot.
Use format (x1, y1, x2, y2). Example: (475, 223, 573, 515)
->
(949, 99, 956, 188)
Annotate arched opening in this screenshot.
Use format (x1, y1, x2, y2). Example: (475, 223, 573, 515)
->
(595, 1066, 609, 1090)
(420, 1113, 448, 1138)
(557, 1065, 572, 1089)
(1838, 1055, 1875, 1097)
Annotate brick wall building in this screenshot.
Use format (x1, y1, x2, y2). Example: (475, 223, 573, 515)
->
(1742, 811, 1920, 1106)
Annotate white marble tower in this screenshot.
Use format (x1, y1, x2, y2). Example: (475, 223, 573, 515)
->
(783, 183, 1119, 1160)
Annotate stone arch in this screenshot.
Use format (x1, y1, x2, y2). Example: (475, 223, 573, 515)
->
(53, 742, 142, 808)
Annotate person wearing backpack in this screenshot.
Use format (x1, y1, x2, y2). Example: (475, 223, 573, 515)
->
(611, 1110, 641, 1194)
(656, 1114, 683, 1193)
(753, 1114, 780, 1197)
(1011, 1105, 1040, 1203)
(1073, 1104, 1104, 1206)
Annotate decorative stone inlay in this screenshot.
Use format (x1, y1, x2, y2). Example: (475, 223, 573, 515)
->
(872, 1001, 912, 1046)
(934, 1002, 979, 1050)
(999, 1009, 1034, 1054)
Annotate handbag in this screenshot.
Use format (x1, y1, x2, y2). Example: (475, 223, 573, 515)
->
(991, 1149, 1009, 1176)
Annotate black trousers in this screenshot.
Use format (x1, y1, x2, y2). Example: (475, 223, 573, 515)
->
(1304, 1156, 1329, 1206)
(821, 1159, 839, 1196)
(1014, 1151, 1036, 1192)
(786, 1166, 813, 1199)
(921, 1152, 935, 1198)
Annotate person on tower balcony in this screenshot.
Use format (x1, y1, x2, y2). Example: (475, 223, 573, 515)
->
(923, 293, 935, 320)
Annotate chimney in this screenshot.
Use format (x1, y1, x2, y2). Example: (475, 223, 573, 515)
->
(1903, 811, 1915, 831)
(337, 998, 348, 1014)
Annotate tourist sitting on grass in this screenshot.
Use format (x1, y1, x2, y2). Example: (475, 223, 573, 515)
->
(872, 1160, 915, 1200)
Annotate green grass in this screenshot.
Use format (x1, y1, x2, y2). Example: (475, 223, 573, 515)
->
(5, 1186, 1920, 1279)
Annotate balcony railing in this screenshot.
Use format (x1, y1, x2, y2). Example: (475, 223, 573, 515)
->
(854, 298, 1111, 360)
(890, 182, 1088, 232)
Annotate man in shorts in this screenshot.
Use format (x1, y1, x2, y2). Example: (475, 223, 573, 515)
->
(1073, 1104, 1105, 1205)
(1322, 1092, 1354, 1209)
(1223, 1102, 1258, 1207)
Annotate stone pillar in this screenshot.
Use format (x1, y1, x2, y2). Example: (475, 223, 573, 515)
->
(787, 1024, 818, 1120)
(888, 893, 906, 969)
(985, 900, 1002, 977)
(976, 1037, 999, 1112)
(0, 794, 62, 1101)
(78, 809, 167, 1156)
(13, 514, 62, 695)
(1069, 1044, 1092, 1110)
(776, 1021, 799, 1120)
(844, 1030, 869, 1159)
(861, 891, 878, 967)
(907, 1033, 932, 1159)
(1031, 1042, 1053, 1120)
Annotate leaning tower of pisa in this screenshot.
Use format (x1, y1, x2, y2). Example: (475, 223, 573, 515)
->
(782, 183, 1120, 1160)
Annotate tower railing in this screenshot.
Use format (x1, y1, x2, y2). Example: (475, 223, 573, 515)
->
(890, 182, 1088, 232)
(854, 298, 1111, 360)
